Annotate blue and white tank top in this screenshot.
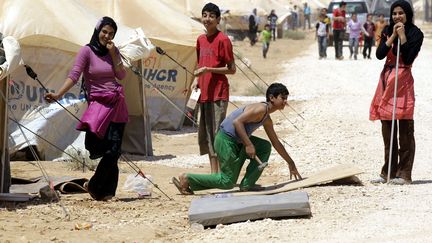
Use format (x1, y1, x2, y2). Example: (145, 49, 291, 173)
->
(220, 102, 269, 142)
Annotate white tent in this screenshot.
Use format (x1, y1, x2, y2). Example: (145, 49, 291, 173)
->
(0, 0, 154, 159)
(80, 0, 205, 130)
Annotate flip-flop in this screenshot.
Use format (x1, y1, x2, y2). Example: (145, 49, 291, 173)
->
(172, 177, 194, 195)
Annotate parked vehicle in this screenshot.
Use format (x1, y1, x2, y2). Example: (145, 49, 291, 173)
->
(370, 0, 413, 22)
(327, 0, 371, 46)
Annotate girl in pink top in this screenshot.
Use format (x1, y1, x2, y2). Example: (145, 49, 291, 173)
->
(45, 17, 128, 200)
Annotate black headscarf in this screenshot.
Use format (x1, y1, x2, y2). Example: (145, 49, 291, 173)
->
(383, 0, 423, 63)
(87, 16, 118, 56)
(387, 0, 413, 35)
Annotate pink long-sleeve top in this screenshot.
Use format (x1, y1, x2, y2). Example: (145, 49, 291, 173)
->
(69, 46, 129, 138)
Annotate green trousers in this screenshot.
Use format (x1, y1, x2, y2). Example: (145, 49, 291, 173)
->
(187, 131, 271, 191)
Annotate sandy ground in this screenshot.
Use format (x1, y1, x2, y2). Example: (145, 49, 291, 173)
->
(2, 23, 432, 242)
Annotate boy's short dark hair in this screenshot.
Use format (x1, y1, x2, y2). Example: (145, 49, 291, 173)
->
(340, 1, 347, 6)
(266, 83, 289, 101)
(264, 24, 270, 28)
(202, 2, 221, 18)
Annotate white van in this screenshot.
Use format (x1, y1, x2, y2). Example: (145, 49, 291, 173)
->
(370, 0, 413, 22)
(327, 0, 371, 45)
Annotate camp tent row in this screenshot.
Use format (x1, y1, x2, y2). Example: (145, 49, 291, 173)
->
(0, 0, 324, 162)
(0, 0, 206, 161)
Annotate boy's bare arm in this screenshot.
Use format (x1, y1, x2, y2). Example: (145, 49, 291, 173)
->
(194, 60, 236, 76)
(263, 119, 302, 180)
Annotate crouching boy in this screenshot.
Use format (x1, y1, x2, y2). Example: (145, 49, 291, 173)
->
(173, 83, 302, 194)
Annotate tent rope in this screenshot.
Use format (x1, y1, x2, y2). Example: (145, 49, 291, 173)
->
(120, 53, 198, 127)
(24, 64, 174, 200)
(233, 51, 305, 120)
(8, 77, 89, 170)
(0, 87, 70, 220)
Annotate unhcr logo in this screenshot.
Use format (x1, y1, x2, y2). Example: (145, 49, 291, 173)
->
(142, 69, 177, 82)
(9, 80, 81, 104)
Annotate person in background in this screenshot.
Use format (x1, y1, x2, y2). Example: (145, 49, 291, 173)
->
(260, 24, 272, 58)
(370, 0, 423, 185)
(44, 17, 127, 201)
(347, 13, 368, 60)
(316, 8, 331, 59)
(267, 9, 278, 41)
(192, 2, 236, 174)
(172, 83, 302, 194)
(363, 13, 376, 59)
(303, 2, 312, 30)
(249, 8, 260, 46)
(375, 14, 388, 46)
(291, 5, 299, 30)
(332, 1, 347, 60)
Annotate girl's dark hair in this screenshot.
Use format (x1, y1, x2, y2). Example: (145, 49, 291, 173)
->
(266, 83, 289, 102)
(385, 0, 414, 50)
(202, 2, 221, 18)
(389, 0, 414, 30)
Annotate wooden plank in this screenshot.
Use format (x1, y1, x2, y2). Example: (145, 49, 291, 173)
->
(204, 164, 363, 196)
(189, 191, 311, 226)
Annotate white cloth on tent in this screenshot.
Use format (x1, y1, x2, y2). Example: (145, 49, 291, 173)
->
(118, 28, 154, 64)
(0, 36, 23, 80)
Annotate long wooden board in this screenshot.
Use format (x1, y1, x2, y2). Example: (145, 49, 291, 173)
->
(203, 164, 363, 196)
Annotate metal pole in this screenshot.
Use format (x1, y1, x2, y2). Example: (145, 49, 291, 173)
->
(0, 76, 11, 193)
(387, 38, 401, 184)
(140, 60, 153, 156)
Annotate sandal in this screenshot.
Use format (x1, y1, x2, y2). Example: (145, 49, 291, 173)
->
(172, 177, 194, 195)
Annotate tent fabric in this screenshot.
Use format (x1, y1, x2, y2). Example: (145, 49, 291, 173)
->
(79, 0, 204, 46)
(0, 0, 143, 53)
(0, 0, 154, 159)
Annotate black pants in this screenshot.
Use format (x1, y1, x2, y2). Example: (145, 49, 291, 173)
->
(363, 37, 373, 58)
(271, 28, 276, 41)
(381, 120, 415, 181)
(249, 30, 257, 46)
(86, 122, 125, 200)
(333, 29, 344, 58)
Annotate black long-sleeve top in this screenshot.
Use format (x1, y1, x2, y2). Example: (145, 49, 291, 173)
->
(376, 25, 424, 65)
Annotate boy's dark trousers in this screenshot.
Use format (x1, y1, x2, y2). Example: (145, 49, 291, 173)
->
(363, 36, 374, 58)
(333, 29, 344, 58)
(262, 42, 270, 58)
(380, 120, 415, 181)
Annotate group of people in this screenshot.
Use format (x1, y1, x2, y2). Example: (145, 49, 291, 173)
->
(43, 1, 422, 200)
(290, 3, 313, 31)
(317, 1, 392, 61)
(248, 8, 278, 58)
